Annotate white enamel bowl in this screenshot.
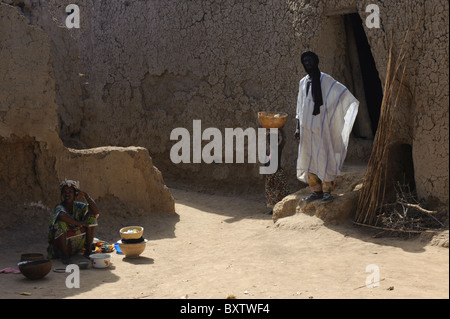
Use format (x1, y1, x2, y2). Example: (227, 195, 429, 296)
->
(89, 253, 112, 268)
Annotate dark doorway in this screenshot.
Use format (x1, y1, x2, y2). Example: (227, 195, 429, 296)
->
(384, 143, 416, 203)
(345, 13, 383, 137)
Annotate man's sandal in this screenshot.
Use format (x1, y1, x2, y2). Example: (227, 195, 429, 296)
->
(322, 192, 334, 203)
(302, 191, 323, 202)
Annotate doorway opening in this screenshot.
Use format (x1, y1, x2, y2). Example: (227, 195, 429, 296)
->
(344, 13, 383, 138)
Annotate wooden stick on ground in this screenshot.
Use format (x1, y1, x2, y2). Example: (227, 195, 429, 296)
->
(352, 222, 442, 234)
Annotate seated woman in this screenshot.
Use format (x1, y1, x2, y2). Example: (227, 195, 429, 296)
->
(47, 179, 100, 264)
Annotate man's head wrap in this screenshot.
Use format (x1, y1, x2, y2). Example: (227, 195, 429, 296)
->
(301, 51, 323, 116)
(301, 51, 319, 66)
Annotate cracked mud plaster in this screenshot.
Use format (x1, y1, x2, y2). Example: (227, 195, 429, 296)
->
(2, 0, 448, 207)
(0, 2, 175, 214)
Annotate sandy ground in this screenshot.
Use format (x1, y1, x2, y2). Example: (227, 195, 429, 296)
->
(0, 188, 448, 300)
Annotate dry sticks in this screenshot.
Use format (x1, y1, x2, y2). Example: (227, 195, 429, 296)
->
(353, 15, 446, 234)
(354, 26, 417, 227)
(358, 182, 444, 234)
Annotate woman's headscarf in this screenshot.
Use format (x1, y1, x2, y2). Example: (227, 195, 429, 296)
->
(59, 179, 80, 191)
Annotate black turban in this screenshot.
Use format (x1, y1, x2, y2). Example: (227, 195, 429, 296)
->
(301, 51, 323, 116)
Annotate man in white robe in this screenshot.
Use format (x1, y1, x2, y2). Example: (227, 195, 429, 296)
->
(295, 51, 359, 202)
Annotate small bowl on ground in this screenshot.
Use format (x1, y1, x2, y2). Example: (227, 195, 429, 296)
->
(117, 239, 147, 258)
(258, 112, 288, 129)
(89, 253, 112, 268)
(18, 259, 52, 280)
(20, 253, 45, 262)
(77, 260, 90, 269)
(119, 226, 144, 240)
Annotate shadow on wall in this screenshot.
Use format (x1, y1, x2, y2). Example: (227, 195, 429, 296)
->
(385, 143, 416, 201)
(0, 136, 57, 209)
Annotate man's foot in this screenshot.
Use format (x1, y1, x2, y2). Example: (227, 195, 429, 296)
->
(265, 210, 273, 215)
(322, 192, 334, 203)
(302, 191, 323, 202)
(61, 257, 72, 265)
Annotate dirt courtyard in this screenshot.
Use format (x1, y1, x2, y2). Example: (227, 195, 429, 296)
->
(0, 188, 448, 300)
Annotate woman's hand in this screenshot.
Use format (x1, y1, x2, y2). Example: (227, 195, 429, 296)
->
(78, 190, 100, 216)
(57, 213, 88, 227)
(77, 190, 88, 199)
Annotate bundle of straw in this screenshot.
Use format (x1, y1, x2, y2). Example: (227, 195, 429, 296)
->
(354, 25, 419, 226)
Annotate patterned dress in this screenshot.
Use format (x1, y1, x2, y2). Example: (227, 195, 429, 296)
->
(265, 168, 289, 208)
(47, 202, 97, 258)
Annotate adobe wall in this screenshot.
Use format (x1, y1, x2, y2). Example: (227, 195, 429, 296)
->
(2, 0, 448, 210)
(0, 2, 61, 208)
(28, 0, 363, 195)
(0, 2, 175, 219)
(346, 0, 449, 207)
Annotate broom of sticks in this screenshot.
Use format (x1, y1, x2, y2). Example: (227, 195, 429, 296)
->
(354, 23, 420, 226)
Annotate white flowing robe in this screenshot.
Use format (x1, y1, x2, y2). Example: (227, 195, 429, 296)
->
(296, 72, 359, 183)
